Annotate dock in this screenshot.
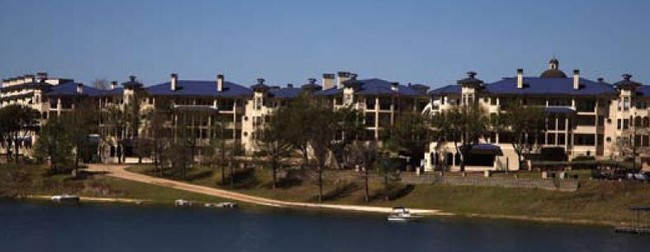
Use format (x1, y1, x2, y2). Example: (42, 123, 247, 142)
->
(615, 205, 650, 234)
(614, 226, 650, 234)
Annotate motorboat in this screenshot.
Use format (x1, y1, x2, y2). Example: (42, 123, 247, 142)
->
(51, 194, 80, 203)
(174, 199, 193, 207)
(387, 207, 420, 222)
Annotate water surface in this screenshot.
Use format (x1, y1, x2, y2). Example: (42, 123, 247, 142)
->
(0, 201, 647, 252)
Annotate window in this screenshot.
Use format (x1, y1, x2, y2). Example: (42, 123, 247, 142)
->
(557, 116, 566, 129)
(366, 97, 376, 109)
(576, 99, 596, 112)
(546, 117, 556, 130)
(623, 97, 630, 111)
(254, 98, 262, 110)
(576, 115, 595, 126)
(558, 133, 566, 145)
(218, 100, 234, 111)
(548, 99, 571, 106)
(365, 113, 375, 127)
(574, 134, 595, 146)
(623, 119, 629, 130)
(379, 98, 391, 110)
(378, 113, 391, 128)
(617, 119, 622, 130)
(547, 133, 556, 145)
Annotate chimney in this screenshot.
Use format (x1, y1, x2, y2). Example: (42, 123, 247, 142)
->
(322, 73, 335, 90)
(257, 78, 265, 85)
(573, 69, 580, 90)
(217, 74, 224, 92)
(76, 83, 84, 94)
(170, 73, 178, 91)
(516, 69, 524, 89)
(111, 81, 118, 90)
(391, 82, 399, 92)
(24, 74, 35, 83)
(287, 83, 294, 88)
(597, 77, 604, 83)
(36, 72, 47, 83)
(337, 71, 351, 89)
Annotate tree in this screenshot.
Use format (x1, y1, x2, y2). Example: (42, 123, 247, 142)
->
(376, 150, 401, 191)
(205, 115, 235, 186)
(142, 99, 172, 175)
(0, 105, 39, 163)
(255, 115, 293, 189)
(349, 140, 379, 202)
(307, 104, 339, 202)
(102, 104, 126, 163)
(279, 95, 314, 168)
(496, 101, 546, 171)
(92, 78, 109, 90)
(125, 94, 143, 163)
(64, 98, 100, 172)
(33, 117, 74, 173)
(0, 108, 12, 161)
(617, 124, 649, 171)
(330, 107, 365, 169)
(385, 112, 430, 170)
(432, 103, 489, 172)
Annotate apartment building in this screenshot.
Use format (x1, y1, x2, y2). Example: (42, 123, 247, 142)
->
(4, 61, 648, 171)
(315, 72, 430, 140)
(424, 59, 648, 172)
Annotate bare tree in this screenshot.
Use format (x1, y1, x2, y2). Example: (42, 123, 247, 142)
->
(255, 113, 293, 189)
(92, 78, 110, 90)
(349, 141, 379, 202)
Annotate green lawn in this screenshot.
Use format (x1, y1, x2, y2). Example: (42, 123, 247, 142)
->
(0, 164, 228, 205)
(127, 164, 650, 225)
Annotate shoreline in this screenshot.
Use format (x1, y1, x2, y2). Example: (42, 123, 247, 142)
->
(88, 164, 630, 227)
(20, 195, 149, 204)
(6, 194, 620, 227)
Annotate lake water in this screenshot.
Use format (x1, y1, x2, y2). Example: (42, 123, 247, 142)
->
(1, 201, 648, 252)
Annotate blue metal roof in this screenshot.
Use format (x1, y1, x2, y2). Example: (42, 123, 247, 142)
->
(43, 82, 106, 97)
(428, 85, 461, 96)
(103, 87, 124, 96)
(637, 86, 650, 96)
(146, 80, 253, 97)
(315, 87, 343, 96)
(268, 87, 301, 99)
(314, 78, 426, 97)
(429, 77, 617, 96)
(487, 77, 616, 96)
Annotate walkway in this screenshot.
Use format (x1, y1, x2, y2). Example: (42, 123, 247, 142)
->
(87, 164, 452, 216)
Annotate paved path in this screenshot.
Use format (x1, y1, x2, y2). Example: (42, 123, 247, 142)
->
(88, 164, 452, 216)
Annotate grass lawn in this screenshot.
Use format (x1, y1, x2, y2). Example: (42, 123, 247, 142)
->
(0, 164, 228, 205)
(127, 164, 650, 224)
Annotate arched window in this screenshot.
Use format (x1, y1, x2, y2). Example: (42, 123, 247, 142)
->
(644, 117, 650, 128)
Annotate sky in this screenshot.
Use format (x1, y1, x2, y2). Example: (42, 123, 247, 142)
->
(1, 0, 649, 89)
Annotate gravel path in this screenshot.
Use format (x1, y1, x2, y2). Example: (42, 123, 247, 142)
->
(88, 164, 453, 216)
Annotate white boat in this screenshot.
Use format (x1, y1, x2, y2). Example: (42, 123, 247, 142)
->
(387, 207, 420, 222)
(51, 194, 80, 203)
(174, 199, 193, 207)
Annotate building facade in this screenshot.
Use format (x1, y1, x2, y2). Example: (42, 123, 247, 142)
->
(424, 59, 649, 172)
(3, 60, 649, 172)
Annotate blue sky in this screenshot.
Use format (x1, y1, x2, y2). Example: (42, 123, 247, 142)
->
(1, 0, 649, 89)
